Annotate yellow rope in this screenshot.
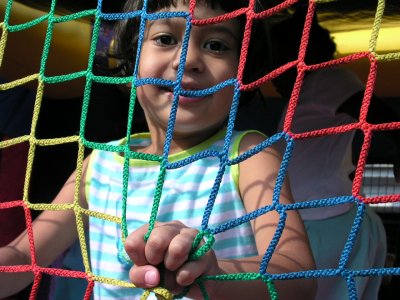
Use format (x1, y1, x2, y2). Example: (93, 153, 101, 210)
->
(0, 135, 30, 148)
(369, 0, 385, 53)
(0, 25, 7, 68)
(0, 74, 39, 90)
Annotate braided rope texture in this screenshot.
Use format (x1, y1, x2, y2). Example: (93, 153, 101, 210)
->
(0, 0, 399, 299)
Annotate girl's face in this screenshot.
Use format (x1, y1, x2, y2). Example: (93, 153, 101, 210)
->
(137, 1, 240, 137)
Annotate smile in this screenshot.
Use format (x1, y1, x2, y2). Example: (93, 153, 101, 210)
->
(160, 86, 208, 105)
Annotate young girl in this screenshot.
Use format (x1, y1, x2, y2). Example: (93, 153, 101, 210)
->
(0, 0, 316, 299)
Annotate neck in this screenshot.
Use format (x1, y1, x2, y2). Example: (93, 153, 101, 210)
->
(138, 125, 224, 156)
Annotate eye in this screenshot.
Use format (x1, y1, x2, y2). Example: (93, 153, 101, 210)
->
(204, 40, 229, 53)
(154, 34, 177, 46)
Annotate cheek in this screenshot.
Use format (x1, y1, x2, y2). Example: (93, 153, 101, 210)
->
(137, 60, 152, 78)
(136, 84, 161, 111)
(212, 60, 239, 82)
(135, 84, 150, 110)
(215, 86, 235, 110)
(137, 51, 168, 79)
(138, 55, 157, 78)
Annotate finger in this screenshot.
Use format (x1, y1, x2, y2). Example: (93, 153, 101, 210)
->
(144, 222, 183, 266)
(129, 264, 161, 288)
(175, 261, 205, 287)
(175, 251, 218, 287)
(161, 268, 185, 295)
(164, 227, 199, 271)
(125, 224, 150, 266)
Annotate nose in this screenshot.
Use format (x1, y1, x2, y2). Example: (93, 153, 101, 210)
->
(172, 40, 204, 73)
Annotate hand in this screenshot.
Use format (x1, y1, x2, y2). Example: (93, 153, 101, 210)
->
(125, 221, 220, 297)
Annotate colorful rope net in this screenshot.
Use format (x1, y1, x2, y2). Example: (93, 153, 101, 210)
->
(0, 0, 400, 299)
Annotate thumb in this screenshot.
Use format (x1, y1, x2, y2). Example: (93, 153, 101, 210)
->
(129, 264, 161, 288)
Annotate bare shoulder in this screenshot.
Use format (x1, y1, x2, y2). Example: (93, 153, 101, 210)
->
(238, 131, 283, 164)
(237, 131, 292, 207)
(238, 131, 266, 151)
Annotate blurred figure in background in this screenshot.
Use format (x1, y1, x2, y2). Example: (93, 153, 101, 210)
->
(270, 6, 399, 300)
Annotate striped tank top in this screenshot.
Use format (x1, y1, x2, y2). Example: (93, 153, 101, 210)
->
(85, 129, 258, 299)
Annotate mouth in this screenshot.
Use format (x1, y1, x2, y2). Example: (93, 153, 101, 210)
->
(160, 85, 207, 104)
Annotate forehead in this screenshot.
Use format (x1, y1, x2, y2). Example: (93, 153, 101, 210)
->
(159, 1, 224, 19)
(148, 0, 227, 12)
(153, 2, 240, 32)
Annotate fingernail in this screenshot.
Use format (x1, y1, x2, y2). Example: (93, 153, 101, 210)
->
(144, 270, 158, 286)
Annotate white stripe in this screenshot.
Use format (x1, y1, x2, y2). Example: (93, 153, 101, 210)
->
(87, 131, 258, 300)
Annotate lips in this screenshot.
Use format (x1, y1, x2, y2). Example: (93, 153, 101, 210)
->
(162, 82, 207, 104)
(178, 94, 205, 105)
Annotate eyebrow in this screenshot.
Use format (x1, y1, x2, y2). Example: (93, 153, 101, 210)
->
(146, 17, 185, 30)
(199, 23, 240, 43)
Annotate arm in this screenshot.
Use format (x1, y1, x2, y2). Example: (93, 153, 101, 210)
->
(0, 0, 91, 99)
(126, 133, 316, 299)
(0, 156, 89, 298)
(231, 132, 316, 299)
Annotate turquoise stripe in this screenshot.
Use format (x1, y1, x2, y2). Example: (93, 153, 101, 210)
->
(214, 234, 257, 251)
(90, 160, 232, 188)
(156, 197, 245, 219)
(90, 251, 127, 276)
(87, 130, 259, 300)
